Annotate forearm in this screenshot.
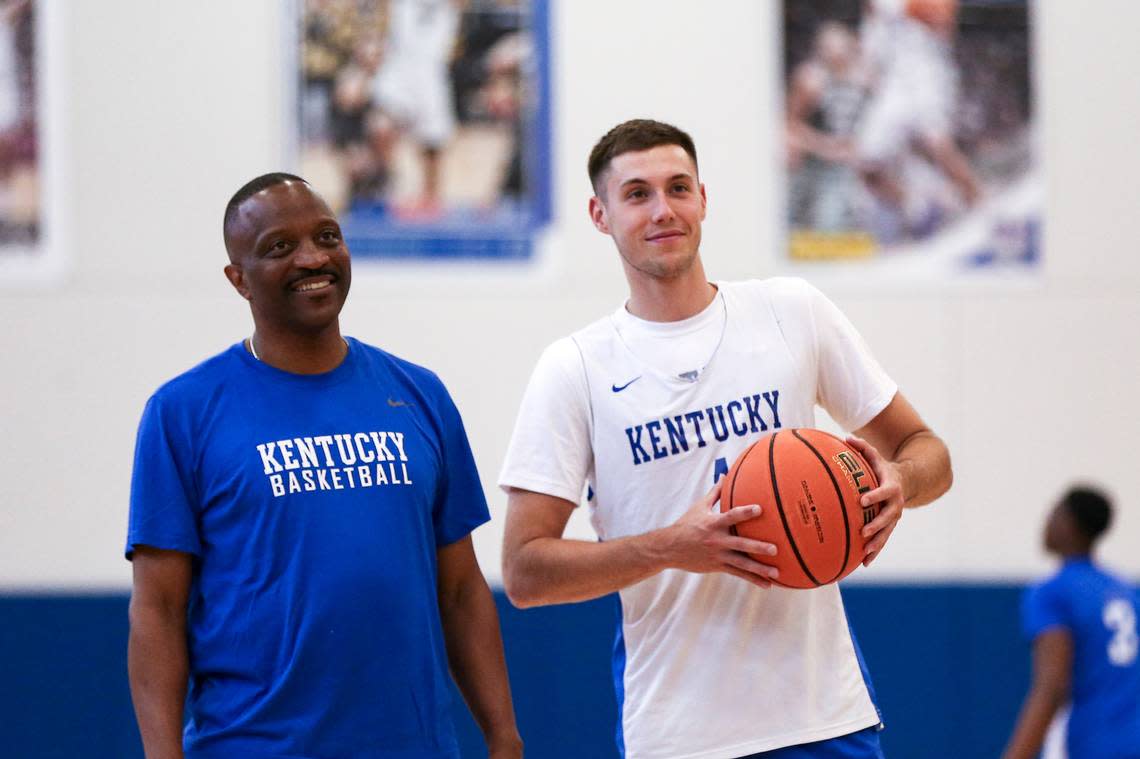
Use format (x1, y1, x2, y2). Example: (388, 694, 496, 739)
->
(440, 576, 521, 754)
(1001, 686, 1064, 759)
(505, 528, 674, 608)
(891, 430, 952, 508)
(128, 604, 188, 759)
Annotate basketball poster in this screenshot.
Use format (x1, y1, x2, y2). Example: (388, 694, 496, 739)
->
(781, 0, 1038, 276)
(0, 0, 63, 285)
(293, 0, 552, 261)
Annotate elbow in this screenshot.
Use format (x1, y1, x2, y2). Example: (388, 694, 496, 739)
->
(501, 552, 545, 610)
(939, 455, 954, 499)
(504, 587, 540, 610)
(501, 568, 539, 609)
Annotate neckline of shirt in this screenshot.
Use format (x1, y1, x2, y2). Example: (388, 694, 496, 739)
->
(609, 284, 730, 385)
(232, 335, 360, 385)
(612, 286, 725, 338)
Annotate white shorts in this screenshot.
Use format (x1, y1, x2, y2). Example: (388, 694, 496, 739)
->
(373, 56, 456, 148)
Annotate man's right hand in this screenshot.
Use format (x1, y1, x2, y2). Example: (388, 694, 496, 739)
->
(660, 482, 781, 588)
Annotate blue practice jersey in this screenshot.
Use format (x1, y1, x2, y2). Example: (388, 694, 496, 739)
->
(127, 339, 489, 759)
(1022, 558, 1140, 758)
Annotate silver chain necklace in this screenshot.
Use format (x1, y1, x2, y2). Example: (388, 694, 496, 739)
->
(247, 336, 349, 361)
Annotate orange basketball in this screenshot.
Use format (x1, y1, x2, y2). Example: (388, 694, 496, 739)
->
(906, 0, 958, 28)
(720, 429, 880, 589)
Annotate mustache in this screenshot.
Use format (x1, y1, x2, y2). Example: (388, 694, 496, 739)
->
(287, 268, 339, 287)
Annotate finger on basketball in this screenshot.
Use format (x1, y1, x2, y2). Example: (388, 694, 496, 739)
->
(845, 435, 878, 461)
(863, 522, 895, 556)
(861, 504, 899, 538)
(722, 551, 780, 580)
(722, 534, 777, 557)
(723, 565, 772, 589)
(859, 483, 892, 509)
(719, 504, 761, 525)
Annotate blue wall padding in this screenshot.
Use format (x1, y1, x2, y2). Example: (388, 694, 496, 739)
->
(0, 586, 1030, 759)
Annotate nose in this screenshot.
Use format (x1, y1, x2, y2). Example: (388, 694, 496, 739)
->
(294, 240, 331, 270)
(650, 193, 676, 224)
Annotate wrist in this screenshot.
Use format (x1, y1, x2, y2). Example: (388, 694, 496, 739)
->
(891, 459, 912, 505)
(485, 727, 523, 754)
(640, 525, 679, 573)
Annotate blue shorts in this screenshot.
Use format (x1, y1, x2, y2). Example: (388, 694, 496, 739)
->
(738, 726, 885, 759)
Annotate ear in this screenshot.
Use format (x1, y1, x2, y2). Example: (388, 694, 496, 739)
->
(698, 182, 708, 221)
(588, 195, 610, 234)
(224, 263, 251, 301)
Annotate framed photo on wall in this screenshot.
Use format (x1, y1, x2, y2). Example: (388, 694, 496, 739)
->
(293, 0, 552, 262)
(781, 0, 1037, 277)
(0, 0, 65, 285)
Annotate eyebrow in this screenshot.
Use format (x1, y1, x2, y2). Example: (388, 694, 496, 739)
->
(252, 217, 339, 250)
(619, 173, 694, 189)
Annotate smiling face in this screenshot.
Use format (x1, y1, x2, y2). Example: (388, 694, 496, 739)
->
(223, 180, 351, 337)
(589, 144, 707, 282)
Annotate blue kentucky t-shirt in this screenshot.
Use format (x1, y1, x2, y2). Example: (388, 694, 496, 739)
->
(126, 338, 489, 759)
(1022, 558, 1140, 759)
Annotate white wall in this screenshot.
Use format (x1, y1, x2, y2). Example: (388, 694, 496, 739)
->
(2, 0, 1138, 589)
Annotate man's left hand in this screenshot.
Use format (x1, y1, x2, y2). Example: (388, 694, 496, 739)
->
(846, 435, 906, 566)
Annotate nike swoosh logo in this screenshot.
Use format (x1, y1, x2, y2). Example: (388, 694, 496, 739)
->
(611, 377, 641, 393)
(387, 398, 409, 407)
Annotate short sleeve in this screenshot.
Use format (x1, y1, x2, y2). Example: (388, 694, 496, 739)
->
(805, 281, 898, 430)
(1021, 579, 1070, 641)
(497, 338, 592, 505)
(431, 386, 491, 547)
(125, 393, 203, 559)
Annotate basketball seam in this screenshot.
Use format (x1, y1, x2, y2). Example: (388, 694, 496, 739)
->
(769, 431, 822, 587)
(726, 438, 763, 538)
(793, 429, 852, 585)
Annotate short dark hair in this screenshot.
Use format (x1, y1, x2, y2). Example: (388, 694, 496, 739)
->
(223, 172, 308, 242)
(1060, 485, 1113, 542)
(587, 119, 698, 194)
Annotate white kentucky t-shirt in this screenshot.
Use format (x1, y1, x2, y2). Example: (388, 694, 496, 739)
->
(499, 278, 898, 759)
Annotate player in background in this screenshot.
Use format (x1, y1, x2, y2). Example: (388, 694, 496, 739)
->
(499, 119, 952, 758)
(786, 21, 869, 233)
(1002, 486, 1140, 759)
(856, 0, 979, 243)
(369, 0, 461, 216)
(126, 173, 522, 758)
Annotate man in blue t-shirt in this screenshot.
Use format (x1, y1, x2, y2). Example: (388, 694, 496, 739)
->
(1002, 486, 1140, 759)
(126, 173, 523, 759)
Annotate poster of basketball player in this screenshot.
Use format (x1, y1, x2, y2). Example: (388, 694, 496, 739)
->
(294, 0, 551, 261)
(782, 0, 1037, 275)
(0, 0, 53, 280)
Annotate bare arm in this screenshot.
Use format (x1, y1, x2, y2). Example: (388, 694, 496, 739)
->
(849, 392, 953, 564)
(437, 536, 523, 759)
(128, 546, 192, 759)
(1001, 629, 1073, 759)
(502, 482, 780, 609)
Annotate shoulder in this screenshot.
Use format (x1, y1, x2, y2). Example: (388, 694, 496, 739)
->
(721, 276, 824, 304)
(352, 339, 450, 397)
(566, 311, 619, 351)
(720, 277, 831, 321)
(525, 335, 589, 393)
(147, 344, 245, 410)
(1024, 568, 1071, 610)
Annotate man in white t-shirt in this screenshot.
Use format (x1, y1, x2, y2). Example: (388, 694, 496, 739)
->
(498, 119, 953, 759)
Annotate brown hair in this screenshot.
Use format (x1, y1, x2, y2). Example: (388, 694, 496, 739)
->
(587, 119, 698, 194)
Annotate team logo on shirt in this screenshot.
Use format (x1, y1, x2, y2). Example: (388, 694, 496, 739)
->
(256, 431, 414, 497)
(624, 390, 781, 466)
